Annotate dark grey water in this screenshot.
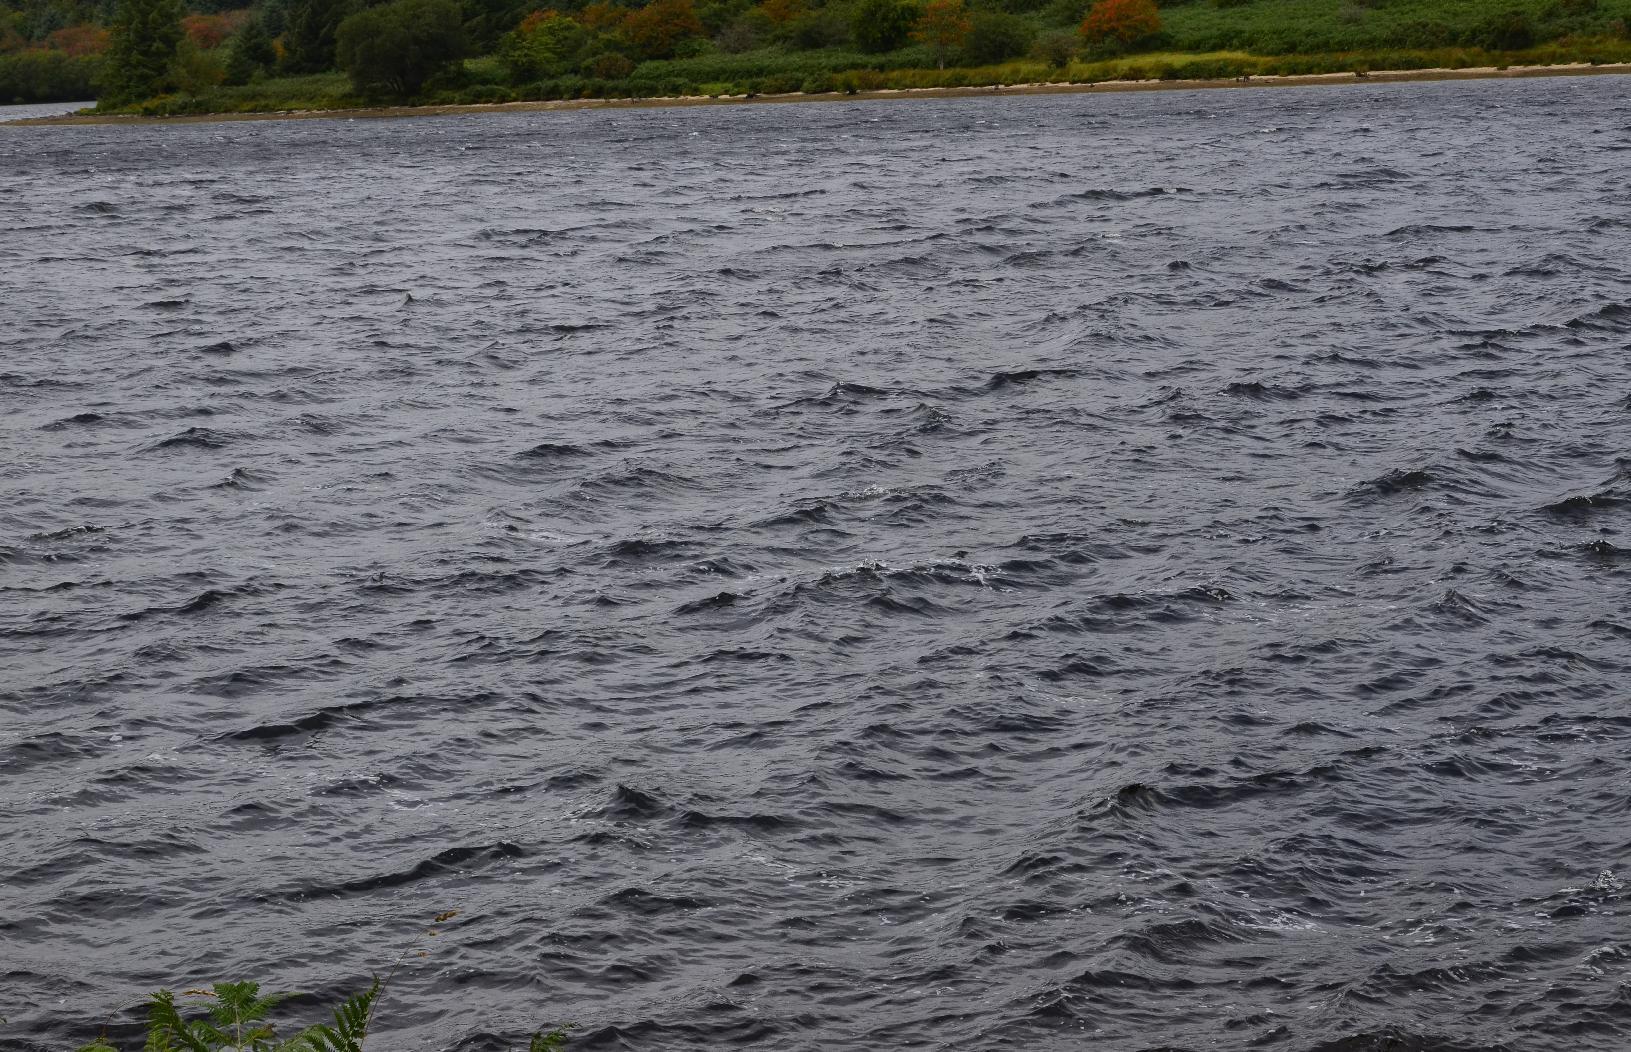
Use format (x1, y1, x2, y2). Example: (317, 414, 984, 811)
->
(3, 76, 1630, 1052)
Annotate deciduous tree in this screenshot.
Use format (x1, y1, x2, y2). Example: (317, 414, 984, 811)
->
(619, 0, 703, 59)
(963, 10, 1031, 64)
(1077, 0, 1159, 51)
(911, 0, 970, 67)
(757, 0, 803, 24)
(46, 24, 111, 56)
(852, 0, 916, 53)
(181, 11, 247, 49)
(577, 1, 628, 30)
(499, 9, 589, 80)
(334, 0, 464, 96)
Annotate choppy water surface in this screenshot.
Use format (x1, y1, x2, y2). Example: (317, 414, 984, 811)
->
(3, 77, 1630, 1051)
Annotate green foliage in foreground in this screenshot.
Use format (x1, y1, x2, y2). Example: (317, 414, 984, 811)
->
(71, 979, 571, 1052)
(65, 915, 571, 1052)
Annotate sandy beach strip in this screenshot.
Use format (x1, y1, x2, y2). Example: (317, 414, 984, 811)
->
(6, 60, 1629, 127)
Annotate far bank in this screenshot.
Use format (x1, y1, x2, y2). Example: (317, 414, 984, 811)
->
(9, 59, 1631, 127)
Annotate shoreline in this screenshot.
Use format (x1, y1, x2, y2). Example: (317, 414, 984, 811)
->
(7, 60, 1630, 127)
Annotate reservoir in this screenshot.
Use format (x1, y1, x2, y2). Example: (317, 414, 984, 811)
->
(2, 75, 1628, 1051)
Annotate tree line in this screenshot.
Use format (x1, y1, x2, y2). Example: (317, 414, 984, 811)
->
(85, 0, 1170, 104)
(5, 0, 1629, 109)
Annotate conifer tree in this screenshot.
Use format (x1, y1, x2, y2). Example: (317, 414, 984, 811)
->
(282, 0, 351, 73)
(101, 0, 182, 105)
(224, 17, 276, 84)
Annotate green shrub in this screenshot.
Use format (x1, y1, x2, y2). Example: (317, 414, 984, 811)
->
(784, 7, 852, 47)
(962, 10, 1033, 62)
(0, 49, 101, 103)
(853, 0, 919, 51)
(995, 0, 1052, 13)
(585, 50, 635, 77)
(1041, 0, 1087, 27)
(717, 11, 772, 50)
(1477, 8, 1536, 47)
(168, 38, 224, 94)
(834, 66, 886, 89)
(458, 82, 517, 101)
(1031, 26, 1077, 63)
(755, 70, 803, 90)
(335, 0, 464, 97)
(499, 11, 590, 82)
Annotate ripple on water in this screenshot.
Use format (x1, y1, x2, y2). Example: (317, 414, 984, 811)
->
(2, 77, 1630, 1052)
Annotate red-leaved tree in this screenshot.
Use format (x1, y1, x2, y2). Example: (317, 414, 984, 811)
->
(1078, 0, 1160, 51)
(182, 10, 251, 49)
(911, 0, 971, 68)
(620, 0, 703, 59)
(46, 24, 112, 56)
(758, 0, 805, 24)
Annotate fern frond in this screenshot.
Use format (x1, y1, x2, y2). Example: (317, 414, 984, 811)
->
(208, 981, 258, 1030)
(295, 980, 380, 1052)
(528, 1024, 575, 1052)
(145, 990, 211, 1052)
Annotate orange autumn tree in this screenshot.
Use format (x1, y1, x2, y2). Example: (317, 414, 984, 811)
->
(577, 2, 627, 30)
(911, 0, 971, 68)
(517, 8, 558, 33)
(758, 0, 805, 24)
(182, 10, 250, 49)
(1078, 0, 1159, 51)
(46, 24, 112, 55)
(619, 0, 703, 58)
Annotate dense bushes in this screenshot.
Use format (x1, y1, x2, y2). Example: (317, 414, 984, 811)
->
(500, 10, 591, 79)
(0, 47, 99, 100)
(334, 0, 465, 96)
(853, 0, 919, 51)
(963, 10, 1035, 63)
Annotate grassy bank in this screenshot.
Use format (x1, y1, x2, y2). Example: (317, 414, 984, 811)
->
(14, 0, 1631, 118)
(87, 36, 1631, 117)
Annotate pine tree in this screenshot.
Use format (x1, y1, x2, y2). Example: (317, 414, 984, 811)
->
(224, 17, 276, 84)
(281, 0, 352, 73)
(101, 0, 183, 105)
